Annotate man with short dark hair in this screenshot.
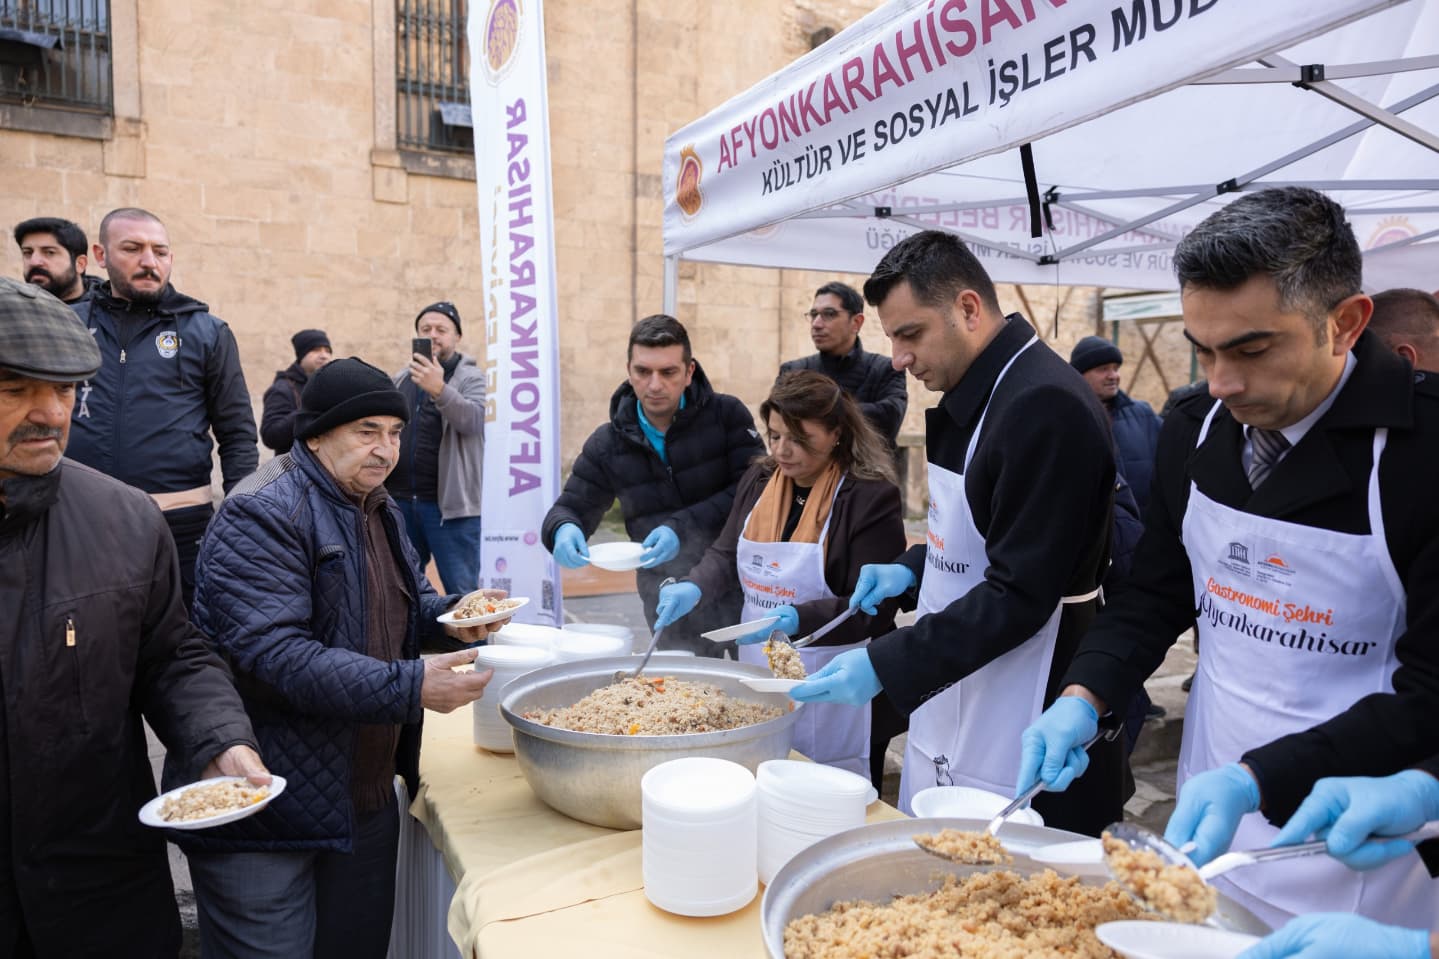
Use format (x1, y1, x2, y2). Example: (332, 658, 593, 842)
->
(780, 280, 908, 448)
(261, 329, 333, 454)
(0, 276, 266, 958)
(69, 207, 258, 610)
(386, 301, 487, 594)
(790, 231, 1125, 835)
(1019, 186, 1439, 930)
(1070, 336, 1162, 513)
(181, 357, 506, 958)
(543, 314, 765, 656)
(1369, 288, 1439, 373)
(13, 216, 99, 304)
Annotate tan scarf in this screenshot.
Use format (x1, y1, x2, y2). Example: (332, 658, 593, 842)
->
(742, 460, 843, 546)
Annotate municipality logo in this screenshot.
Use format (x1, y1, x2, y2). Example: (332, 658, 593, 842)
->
(155, 331, 179, 358)
(675, 145, 704, 219)
(480, 0, 522, 85)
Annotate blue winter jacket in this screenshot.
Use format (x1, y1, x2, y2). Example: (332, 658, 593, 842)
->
(174, 443, 456, 852)
(69, 283, 258, 494)
(1109, 390, 1162, 515)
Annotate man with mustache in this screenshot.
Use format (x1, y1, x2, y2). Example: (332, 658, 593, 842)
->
(12, 217, 100, 304)
(180, 357, 508, 958)
(68, 207, 258, 610)
(0, 276, 267, 958)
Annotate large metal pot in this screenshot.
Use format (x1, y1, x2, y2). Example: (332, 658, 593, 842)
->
(761, 817, 1272, 957)
(500, 656, 801, 829)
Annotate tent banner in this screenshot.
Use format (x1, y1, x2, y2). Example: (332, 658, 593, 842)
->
(663, 0, 1397, 256)
(470, 0, 564, 626)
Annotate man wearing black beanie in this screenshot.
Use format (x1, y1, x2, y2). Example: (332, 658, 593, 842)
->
(183, 356, 510, 958)
(1069, 335, 1162, 514)
(260, 328, 333, 454)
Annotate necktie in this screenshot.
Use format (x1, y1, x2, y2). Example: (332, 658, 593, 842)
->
(1247, 428, 1290, 489)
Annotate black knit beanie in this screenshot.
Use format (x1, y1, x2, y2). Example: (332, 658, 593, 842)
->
(1069, 336, 1124, 374)
(415, 301, 461, 336)
(291, 328, 331, 362)
(294, 357, 409, 441)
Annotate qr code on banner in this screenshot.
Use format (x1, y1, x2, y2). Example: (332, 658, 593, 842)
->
(488, 577, 512, 595)
(541, 579, 554, 612)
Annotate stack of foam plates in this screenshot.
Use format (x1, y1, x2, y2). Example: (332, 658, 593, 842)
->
(553, 629, 630, 663)
(561, 622, 636, 652)
(492, 622, 562, 657)
(641, 757, 758, 917)
(471, 644, 552, 752)
(756, 760, 870, 885)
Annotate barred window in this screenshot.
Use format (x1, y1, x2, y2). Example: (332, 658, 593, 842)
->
(396, 0, 472, 154)
(0, 0, 111, 114)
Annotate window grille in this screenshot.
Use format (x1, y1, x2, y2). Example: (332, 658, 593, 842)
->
(396, 0, 472, 153)
(0, 0, 111, 113)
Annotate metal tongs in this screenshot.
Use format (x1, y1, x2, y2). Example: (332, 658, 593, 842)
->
(986, 726, 1118, 836)
(788, 605, 861, 650)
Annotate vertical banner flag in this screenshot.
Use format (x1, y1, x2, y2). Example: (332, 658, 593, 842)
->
(470, 0, 564, 626)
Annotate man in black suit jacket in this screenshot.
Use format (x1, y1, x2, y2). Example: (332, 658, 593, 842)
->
(1019, 187, 1439, 931)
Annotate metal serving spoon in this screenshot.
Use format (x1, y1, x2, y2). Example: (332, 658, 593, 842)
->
(617, 625, 664, 682)
(790, 605, 860, 649)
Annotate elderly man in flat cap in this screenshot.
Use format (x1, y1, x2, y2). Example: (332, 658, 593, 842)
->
(0, 276, 267, 959)
(180, 356, 508, 959)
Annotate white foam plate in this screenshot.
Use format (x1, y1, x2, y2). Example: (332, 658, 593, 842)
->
(1096, 921, 1261, 959)
(740, 677, 804, 693)
(587, 541, 647, 571)
(438, 596, 528, 626)
(700, 616, 780, 643)
(910, 785, 1044, 825)
(1030, 838, 1107, 876)
(139, 775, 287, 830)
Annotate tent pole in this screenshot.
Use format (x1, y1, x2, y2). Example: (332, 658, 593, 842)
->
(662, 255, 678, 316)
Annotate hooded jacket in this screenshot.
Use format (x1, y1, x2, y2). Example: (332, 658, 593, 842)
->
(69, 282, 258, 494)
(0, 460, 256, 956)
(542, 362, 764, 639)
(260, 362, 308, 454)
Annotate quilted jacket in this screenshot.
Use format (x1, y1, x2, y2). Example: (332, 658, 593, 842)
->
(1108, 390, 1161, 514)
(172, 442, 455, 853)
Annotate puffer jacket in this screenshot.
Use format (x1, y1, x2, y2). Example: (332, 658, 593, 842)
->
(0, 460, 256, 957)
(1109, 390, 1162, 514)
(173, 442, 455, 853)
(541, 362, 764, 637)
(260, 362, 307, 454)
(69, 282, 258, 493)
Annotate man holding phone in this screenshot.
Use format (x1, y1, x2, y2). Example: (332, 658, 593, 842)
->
(387, 301, 487, 598)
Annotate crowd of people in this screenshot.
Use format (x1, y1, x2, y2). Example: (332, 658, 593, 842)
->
(4, 186, 1439, 958)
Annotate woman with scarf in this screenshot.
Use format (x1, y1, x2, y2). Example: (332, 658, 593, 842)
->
(653, 370, 907, 775)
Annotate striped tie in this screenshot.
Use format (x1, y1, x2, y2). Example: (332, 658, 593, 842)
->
(1247, 428, 1290, 489)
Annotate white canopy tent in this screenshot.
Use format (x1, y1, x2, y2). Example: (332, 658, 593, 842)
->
(661, 0, 1439, 307)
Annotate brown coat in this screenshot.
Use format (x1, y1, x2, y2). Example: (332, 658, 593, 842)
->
(685, 462, 907, 646)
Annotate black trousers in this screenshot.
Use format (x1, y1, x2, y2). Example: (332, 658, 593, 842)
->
(163, 502, 215, 614)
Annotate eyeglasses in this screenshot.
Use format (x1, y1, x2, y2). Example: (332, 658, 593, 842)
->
(805, 308, 847, 321)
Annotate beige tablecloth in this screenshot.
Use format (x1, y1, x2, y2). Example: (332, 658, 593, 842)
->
(410, 707, 903, 958)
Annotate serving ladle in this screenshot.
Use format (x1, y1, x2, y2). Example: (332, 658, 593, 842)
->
(617, 625, 664, 682)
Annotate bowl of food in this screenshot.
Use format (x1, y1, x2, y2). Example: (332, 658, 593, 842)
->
(500, 656, 802, 828)
(761, 818, 1271, 958)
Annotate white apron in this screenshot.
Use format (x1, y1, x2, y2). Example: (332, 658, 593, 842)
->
(736, 476, 871, 777)
(1179, 400, 1436, 931)
(899, 337, 1099, 813)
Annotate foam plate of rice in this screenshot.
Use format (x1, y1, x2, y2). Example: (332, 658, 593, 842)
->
(438, 593, 528, 626)
(138, 775, 287, 830)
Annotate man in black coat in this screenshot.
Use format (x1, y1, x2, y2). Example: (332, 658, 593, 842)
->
(790, 232, 1124, 836)
(543, 315, 764, 656)
(0, 277, 266, 959)
(260, 328, 332, 453)
(1019, 187, 1439, 930)
(1070, 336, 1162, 514)
(779, 281, 908, 449)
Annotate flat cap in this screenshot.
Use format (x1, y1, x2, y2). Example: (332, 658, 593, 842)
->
(0, 275, 102, 382)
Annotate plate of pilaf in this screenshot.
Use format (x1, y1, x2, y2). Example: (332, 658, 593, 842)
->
(139, 775, 286, 830)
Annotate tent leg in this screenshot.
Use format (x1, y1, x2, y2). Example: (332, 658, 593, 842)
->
(662, 255, 679, 316)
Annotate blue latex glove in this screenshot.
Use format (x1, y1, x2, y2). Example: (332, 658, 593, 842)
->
(552, 523, 590, 569)
(1015, 696, 1099, 796)
(1270, 769, 1439, 871)
(640, 525, 681, 568)
(738, 605, 798, 644)
(653, 581, 702, 630)
(1164, 763, 1262, 867)
(1238, 913, 1430, 959)
(848, 563, 916, 615)
(789, 648, 881, 705)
